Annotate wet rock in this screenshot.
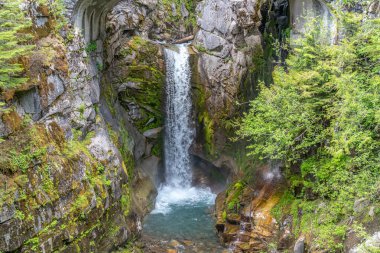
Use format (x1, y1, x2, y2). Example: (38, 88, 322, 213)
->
(215, 191, 226, 233)
(0, 119, 7, 137)
(222, 223, 240, 243)
(278, 216, 294, 250)
(195, 30, 232, 58)
(182, 240, 193, 246)
(118, 81, 142, 92)
(226, 213, 241, 225)
(236, 242, 250, 251)
(169, 239, 182, 248)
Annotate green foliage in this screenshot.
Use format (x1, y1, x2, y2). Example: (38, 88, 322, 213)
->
(119, 36, 165, 133)
(226, 181, 245, 212)
(10, 147, 46, 173)
(238, 16, 380, 250)
(161, 0, 198, 30)
(24, 237, 40, 251)
(37, 0, 67, 31)
(85, 41, 97, 53)
(0, 0, 33, 89)
(120, 185, 131, 216)
(14, 210, 25, 220)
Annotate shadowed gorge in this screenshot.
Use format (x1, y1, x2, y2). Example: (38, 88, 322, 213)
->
(1, 0, 380, 252)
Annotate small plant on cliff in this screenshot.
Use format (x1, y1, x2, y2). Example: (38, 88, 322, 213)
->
(0, 0, 33, 89)
(85, 41, 97, 53)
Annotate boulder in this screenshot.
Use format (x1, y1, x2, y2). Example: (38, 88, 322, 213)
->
(368, 0, 380, 18)
(353, 198, 370, 213)
(294, 236, 305, 253)
(138, 155, 164, 188)
(131, 170, 158, 216)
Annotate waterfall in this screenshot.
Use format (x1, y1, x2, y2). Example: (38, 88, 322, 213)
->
(164, 45, 193, 188)
(151, 44, 215, 215)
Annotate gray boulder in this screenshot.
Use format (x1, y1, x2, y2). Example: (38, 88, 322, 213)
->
(294, 236, 305, 253)
(143, 127, 163, 139)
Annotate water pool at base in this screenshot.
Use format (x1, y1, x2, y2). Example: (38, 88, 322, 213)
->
(142, 186, 225, 251)
(143, 199, 218, 242)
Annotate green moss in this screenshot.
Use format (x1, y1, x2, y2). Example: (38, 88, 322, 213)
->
(160, 0, 198, 32)
(24, 237, 40, 251)
(39, 219, 58, 234)
(70, 194, 90, 216)
(201, 112, 215, 156)
(117, 36, 165, 134)
(103, 78, 117, 117)
(63, 130, 95, 159)
(120, 185, 131, 216)
(14, 174, 29, 187)
(222, 210, 227, 222)
(225, 181, 246, 213)
(10, 151, 32, 173)
(9, 146, 46, 173)
(119, 126, 135, 177)
(194, 83, 215, 157)
(85, 41, 97, 53)
(0, 0, 33, 90)
(14, 210, 25, 220)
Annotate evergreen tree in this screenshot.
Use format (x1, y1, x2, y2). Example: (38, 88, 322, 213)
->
(237, 15, 380, 250)
(0, 0, 33, 89)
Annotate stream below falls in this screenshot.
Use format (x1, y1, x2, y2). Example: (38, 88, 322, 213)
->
(142, 44, 227, 252)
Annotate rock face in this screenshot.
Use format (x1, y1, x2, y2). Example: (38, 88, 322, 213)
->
(289, 0, 337, 44)
(193, 0, 262, 118)
(105, 0, 198, 63)
(0, 2, 157, 252)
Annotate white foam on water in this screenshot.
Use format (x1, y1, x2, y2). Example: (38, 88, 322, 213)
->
(152, 185, 216, 215)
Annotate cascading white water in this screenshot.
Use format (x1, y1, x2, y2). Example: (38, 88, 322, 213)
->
(164, 45, 193, 188)
(151, 44, 215, 215)
(142, 44, 222, 250)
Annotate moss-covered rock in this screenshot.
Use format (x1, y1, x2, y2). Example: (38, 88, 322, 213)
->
(0, 118, 136, 252)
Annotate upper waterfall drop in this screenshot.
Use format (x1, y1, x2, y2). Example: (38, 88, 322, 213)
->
(164, 44, 194, 188)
